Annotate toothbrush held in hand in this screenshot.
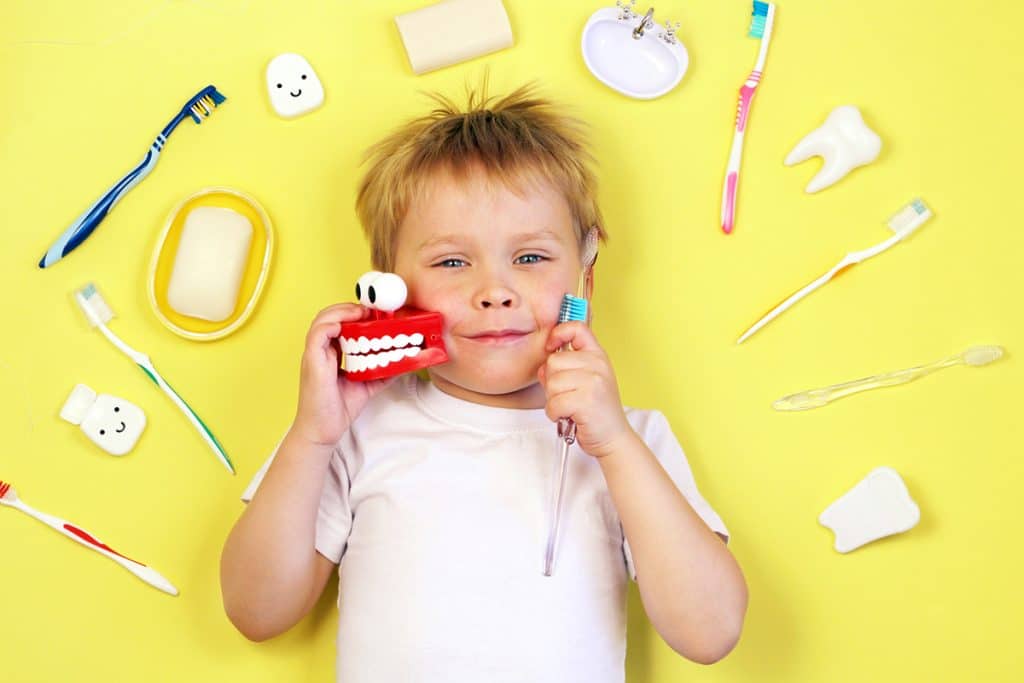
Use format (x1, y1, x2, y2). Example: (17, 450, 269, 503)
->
(721, 1, 776, 235)
(0, 480, 178, 596)
(773, 346, 1005, 411)
(737, 199, 933, 344)
(73, 283, 234, 474)
(543, 229, 599, 577)
(39, 85, 227, 269)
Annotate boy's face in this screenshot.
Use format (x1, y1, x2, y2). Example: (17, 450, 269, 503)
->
(393, 165, 587, 409)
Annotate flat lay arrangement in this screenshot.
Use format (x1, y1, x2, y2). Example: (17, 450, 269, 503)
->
(3, 1, 1020, 680)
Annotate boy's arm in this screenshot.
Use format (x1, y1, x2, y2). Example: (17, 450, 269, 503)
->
(220, 428, 339, 642)
(220, 301, 391, 642)
(540, 321, 747, 664)
(597, 431, 747, 664)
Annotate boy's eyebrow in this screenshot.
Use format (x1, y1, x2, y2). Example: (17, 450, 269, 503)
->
(417, 229, 564, 252)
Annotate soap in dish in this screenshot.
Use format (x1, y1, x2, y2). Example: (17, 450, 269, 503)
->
(167, 206, 253, 322)
(149, 187, 273, 341)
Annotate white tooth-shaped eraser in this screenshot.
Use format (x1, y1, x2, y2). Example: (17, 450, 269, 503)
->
(819, 467, 920, 553)
(785, 105, 882, 193)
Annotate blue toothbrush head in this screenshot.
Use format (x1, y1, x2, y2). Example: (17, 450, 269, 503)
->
(183, 85, 227, 124)
(558, 294, 588, 324)
(749, 1, 774, 39)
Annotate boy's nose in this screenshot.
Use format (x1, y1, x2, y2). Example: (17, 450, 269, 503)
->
(475, 285, 517, 309)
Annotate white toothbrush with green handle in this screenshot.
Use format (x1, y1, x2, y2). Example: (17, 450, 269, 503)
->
(73, 283, 234, 474)
(773, 345, 1005, 411)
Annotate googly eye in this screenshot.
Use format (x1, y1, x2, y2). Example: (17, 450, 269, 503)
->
(367, 273, 407, 312)
(355, 271, 383, 307)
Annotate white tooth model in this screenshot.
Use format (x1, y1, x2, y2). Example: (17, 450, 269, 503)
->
(819, 467, 920, 553)
(60, 384, 147, 456)
(266, 53, 325, 118)
(785, 105, 882, 193)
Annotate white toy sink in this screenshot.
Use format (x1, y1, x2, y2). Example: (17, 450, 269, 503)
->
(581, 7, 689, 100)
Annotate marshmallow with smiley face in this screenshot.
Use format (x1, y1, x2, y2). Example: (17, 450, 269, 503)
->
(60, 384, 147, 456)
(266, 53, 325, 118)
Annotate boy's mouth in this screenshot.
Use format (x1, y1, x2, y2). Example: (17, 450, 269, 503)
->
(465, 329, 531, 345)
(340, 307, 448, 380)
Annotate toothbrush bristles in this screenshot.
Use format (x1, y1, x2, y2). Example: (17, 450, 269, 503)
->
(74, 282, 114, 327)
(187, 86, 226, 124)
(0, 480, 12, 500)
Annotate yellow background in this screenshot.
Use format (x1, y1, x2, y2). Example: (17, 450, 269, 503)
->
(2, 1, 1022, 680)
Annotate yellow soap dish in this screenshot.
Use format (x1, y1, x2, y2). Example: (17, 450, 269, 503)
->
(148, 187, 274, 341)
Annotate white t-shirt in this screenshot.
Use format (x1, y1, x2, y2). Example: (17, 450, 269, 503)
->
(242, 374, 728, 683)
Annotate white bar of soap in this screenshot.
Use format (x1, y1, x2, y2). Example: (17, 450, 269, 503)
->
(167, 206, 253, 322)
(395, 0, 513, 75)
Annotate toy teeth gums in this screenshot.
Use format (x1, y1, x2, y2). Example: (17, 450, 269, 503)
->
(340, 272, 448, 381)
(785, 105, 882, 193)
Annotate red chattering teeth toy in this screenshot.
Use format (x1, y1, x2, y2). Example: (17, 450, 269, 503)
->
(340, 271, 448, 381)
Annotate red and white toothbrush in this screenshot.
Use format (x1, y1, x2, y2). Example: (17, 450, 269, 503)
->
(0, 479, 178, 596)
(721, 1, 776, 234)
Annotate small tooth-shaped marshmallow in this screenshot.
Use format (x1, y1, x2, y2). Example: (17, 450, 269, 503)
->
(389, 349, 405, 362)
(345, 355, 360, 373)
(410, 333, 424, 346)
(342, 338, 355, 354)
(785, 105, 882, 193)
(394, 334, 409, 348)
(381, 335, 394, 350)
(366, 355, 380, 370)
(370, 337, 382, 351)
(357, 336, 371, 353)
(378, 353, 390, 368)
(404, 347, 420, 358)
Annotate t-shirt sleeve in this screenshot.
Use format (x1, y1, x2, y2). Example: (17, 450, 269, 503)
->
(240, 437, 353, 564)
(622, 410, 730, 581)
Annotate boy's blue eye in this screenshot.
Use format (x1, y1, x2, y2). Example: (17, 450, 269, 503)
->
(514, 254, 546, 265)
(435, 258, 466, 268)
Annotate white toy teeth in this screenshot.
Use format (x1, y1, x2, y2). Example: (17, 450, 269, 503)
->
(785, 105, 882, 193)
(819, 467, 920, 553)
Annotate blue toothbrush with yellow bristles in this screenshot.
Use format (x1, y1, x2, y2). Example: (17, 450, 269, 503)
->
(39, 85, 227, 268)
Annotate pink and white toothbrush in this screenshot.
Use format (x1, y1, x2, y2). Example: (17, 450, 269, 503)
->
(0, 479, 178, 596)
(721, 1, 776, 235)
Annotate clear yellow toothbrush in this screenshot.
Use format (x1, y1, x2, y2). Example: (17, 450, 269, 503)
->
(773, 345, 1005, 411)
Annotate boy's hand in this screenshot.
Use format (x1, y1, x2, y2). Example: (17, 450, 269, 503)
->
(292, 303, 394, 447)
(538, 321, 633, 459)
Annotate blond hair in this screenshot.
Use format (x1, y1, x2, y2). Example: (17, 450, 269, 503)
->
(355, 81, 606, 271)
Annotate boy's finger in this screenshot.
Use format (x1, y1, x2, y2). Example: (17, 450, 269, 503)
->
(311, 303, 369, 327)
(543, 368, 599, 399)
(544, 350, 597, 374)
(544, 390, 582, 423)
(545, 321, 600, 353)
(307, 319, 351, 350)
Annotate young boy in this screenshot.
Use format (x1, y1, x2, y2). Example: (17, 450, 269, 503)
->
(221, 83, 747, 682)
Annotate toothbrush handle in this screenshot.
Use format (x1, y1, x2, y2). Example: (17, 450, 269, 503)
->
(135, 359, 235, 474)
(13, 502, 178, 595)
(39, 138, 164, 268)
(774, 361, 954, 411)
(543, 439, 572, 576)
(721, 74, 761, 235)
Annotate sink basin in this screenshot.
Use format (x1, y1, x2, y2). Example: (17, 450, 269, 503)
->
(581, 7, 689, 100)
